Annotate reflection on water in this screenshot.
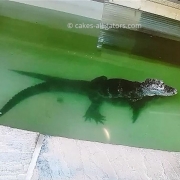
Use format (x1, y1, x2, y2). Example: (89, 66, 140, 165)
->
(0, 14, 180, 152)
(103, 128, 110, 141)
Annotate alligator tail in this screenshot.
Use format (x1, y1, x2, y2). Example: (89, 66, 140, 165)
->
(0, 78, 90, 116)
(10, 70, 58, 81)
(0, 82, 52, 116)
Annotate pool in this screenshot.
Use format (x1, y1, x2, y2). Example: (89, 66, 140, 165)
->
(0, 1, 180, 152)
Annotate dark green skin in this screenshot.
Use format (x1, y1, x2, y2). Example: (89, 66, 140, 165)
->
(0, 70, 158, 123)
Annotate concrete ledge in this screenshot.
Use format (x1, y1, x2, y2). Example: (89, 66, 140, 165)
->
(31, 135, 180, 180)
(148, 0, 180, 10)
(0, 125, 180, 180)
(108, 0, 180, 21)
(0, 126, 39, 180)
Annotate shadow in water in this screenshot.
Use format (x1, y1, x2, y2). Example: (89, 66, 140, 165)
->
(106, 96, 171, 123)
(100, 28, 180, 67)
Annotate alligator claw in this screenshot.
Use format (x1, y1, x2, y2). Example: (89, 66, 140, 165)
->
(83, 111, 106, 124)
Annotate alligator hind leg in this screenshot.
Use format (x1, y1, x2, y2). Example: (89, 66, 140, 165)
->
(130, 99, 147, 123)
(84, 99, 105, 124)
(130, 97, 155, 123)
(131, 106, 142, 123)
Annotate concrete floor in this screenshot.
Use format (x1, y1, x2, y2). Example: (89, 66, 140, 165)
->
(0, 126, 39, 180)
(0, 125, 180, 180)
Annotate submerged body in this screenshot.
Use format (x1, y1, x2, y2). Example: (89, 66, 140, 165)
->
(0, 70, 177, 123)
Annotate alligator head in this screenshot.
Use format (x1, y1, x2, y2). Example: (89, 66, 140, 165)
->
(141, 78, 177, 97)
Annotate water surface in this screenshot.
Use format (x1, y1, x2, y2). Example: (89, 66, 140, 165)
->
(0, 15, 180, 151)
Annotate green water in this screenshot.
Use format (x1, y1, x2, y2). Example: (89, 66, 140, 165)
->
(0, 14, 180, 152)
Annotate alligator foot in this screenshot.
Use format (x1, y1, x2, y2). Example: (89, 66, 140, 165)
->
(130, 96, 155, 123)
(132, 110, 140, 123)
(84, 102, 105, 124)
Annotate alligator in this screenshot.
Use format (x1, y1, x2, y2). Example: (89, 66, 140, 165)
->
(0, 70, 177, 123)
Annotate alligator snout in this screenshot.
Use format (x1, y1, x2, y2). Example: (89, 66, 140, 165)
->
(165, 86, 178, 96)
(173, 88, 178, 95)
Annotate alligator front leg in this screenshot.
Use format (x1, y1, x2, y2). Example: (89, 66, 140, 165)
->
(84, 100, 105, 124)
